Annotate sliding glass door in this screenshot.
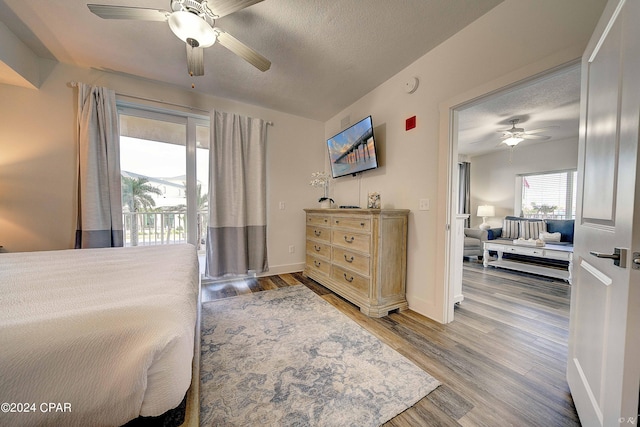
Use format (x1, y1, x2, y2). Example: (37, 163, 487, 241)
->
(118, 105, 209, 250)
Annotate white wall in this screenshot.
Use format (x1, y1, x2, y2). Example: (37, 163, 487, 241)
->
(0, 0, 605, 323)
(326, 0, 604, 322)
(0, 63, 324, 276)
(469, 137, 579, 229)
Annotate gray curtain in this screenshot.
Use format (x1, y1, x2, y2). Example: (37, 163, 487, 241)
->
(205, 111, 268, 278)
(75, 83, 123, 248)
(458, 162, 471, 228)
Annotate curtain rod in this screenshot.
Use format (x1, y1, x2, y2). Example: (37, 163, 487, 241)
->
(68, 81, 273, 125)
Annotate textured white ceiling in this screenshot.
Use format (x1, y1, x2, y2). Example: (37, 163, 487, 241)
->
(0, 0, 503, 121)
(457, 64, 581, 157)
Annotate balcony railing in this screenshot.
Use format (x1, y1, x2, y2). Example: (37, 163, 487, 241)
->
(122, 211, 208, 250)
(522, 213, 574, 220)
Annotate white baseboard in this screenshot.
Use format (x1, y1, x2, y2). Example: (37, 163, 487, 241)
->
(258, 262, 305, 277)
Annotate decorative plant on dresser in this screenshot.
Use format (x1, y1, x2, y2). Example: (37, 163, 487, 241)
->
(303, 208, 410, 317)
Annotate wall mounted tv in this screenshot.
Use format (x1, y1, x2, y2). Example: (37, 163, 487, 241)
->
(327, 115, 379, 178)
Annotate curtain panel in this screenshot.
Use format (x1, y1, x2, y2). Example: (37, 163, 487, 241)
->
(205, 111, 268, 277)
(75, 83, 123, 248)
(458, 162, 471, 228)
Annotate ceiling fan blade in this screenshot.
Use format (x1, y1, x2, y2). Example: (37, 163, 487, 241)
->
(186, 43, 204, 76)
(87, 4, 169, 21)
(216, 29, 271, 71)
(496, 127, 524, 134)
(524, 125, 558, 134)
(204, 0, 264, 18)
(521, 134, 551, 140)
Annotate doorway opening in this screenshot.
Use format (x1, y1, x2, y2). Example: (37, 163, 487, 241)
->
(446, 61, 581, 322)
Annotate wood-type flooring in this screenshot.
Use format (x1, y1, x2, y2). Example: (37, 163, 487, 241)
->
(201, 259, 579, 426)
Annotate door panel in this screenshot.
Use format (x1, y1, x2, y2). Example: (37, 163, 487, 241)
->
(582, 14, 620, 222)
(567, 0, 640, 425)
(573, 262, 609, 404)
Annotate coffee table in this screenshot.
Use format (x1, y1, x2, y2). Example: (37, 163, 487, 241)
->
(483, 240, 573, 283)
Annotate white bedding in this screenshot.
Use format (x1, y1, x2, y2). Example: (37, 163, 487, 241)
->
(0, 244, 199, 427)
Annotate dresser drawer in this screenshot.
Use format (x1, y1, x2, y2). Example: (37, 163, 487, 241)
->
(331, 216, 371, 231)
(306, 254, 330, 276)
(332, 247, 370, 276)
(306, 226, 330, 242)
(306, 240, 331, 259)
(331, 229, 370, 253)
(331, 265, 369, 294)
(307, 214, 330, 227)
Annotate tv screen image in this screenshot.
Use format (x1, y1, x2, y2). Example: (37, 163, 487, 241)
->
(327, 116, 378, 178)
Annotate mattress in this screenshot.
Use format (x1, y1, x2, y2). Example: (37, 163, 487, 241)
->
(0, 244, 199, 427)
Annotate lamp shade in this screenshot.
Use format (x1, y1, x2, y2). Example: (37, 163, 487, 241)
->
(168, 11, 217, 48)
(477, 205, 495, 217)
(503, 136, 524, 146)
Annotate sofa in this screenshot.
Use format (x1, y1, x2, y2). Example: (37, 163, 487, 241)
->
(487, 216, 575, 268)
(464, 216, 574, 262)
(463, 228, 489, 258)
(491, 216, 575, 247)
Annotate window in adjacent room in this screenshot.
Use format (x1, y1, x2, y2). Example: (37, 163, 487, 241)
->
(517, 170, 577, 219)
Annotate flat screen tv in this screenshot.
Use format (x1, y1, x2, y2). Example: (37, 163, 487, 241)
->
(326, 116, 379, 178)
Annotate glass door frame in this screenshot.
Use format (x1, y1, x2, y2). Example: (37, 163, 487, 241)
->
(117, 102, 209, 247)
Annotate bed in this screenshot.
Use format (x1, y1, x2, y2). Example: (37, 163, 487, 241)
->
(0, 244, 200, 427)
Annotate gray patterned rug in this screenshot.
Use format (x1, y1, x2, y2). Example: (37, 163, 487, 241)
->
(199, 285, 440, 426)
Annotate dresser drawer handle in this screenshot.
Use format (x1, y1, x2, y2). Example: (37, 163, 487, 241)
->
(314, 245, 322, 252)
(335, 220, 340, 224)
(344, 235, 355, 243)
(343, 273, 354, 283)
(344, 254, 354, 263)
(314, 230, 322, 237)
(314, 260, 321, 268)
(360, 222, 365, 227)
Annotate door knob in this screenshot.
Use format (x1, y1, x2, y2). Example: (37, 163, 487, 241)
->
(590, 247, 627, 268)
(633, 252, 640, 270)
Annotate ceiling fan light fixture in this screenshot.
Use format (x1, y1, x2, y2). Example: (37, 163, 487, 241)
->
(168, 11, 217, 48)
(503, 136, 524, 146)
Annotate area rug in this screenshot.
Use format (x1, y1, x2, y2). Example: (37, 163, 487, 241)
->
(199, 285, 440, 426)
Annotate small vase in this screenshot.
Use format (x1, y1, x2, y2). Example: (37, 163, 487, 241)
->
(320, 199, 331, 209)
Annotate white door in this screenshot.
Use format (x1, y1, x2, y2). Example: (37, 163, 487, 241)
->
(567, 0, 640, 425)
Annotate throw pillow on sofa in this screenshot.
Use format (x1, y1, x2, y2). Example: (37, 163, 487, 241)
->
(520, 220, 547, 240)
(545, 219, 575, 244)
(539, 231, 561, 242)
(502, 219, 520, 239)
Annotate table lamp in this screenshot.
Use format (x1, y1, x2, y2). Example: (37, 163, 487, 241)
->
(477, 205, 495, 230)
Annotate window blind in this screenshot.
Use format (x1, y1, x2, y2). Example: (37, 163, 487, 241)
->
(521, 170, 577, 219)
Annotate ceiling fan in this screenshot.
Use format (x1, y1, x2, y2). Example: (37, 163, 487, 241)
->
(87, 0, 271, 77)
(497, 118, 551, 146)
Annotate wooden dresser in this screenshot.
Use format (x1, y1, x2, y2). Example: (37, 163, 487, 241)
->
(303, 208, 409, 317)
